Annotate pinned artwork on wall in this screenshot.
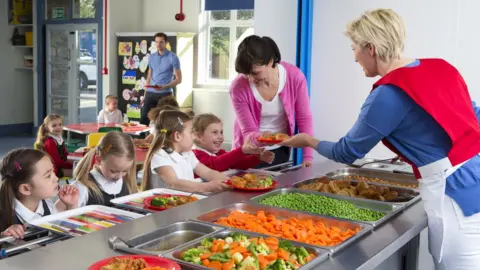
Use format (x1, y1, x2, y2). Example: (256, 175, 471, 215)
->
(118, 42, 132, 56)
(116, 34, 177, 120)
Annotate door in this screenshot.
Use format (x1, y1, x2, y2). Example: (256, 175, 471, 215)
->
(46, 24, 98, 125)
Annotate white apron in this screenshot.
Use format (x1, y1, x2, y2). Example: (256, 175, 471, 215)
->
(418, 156, 480, 269)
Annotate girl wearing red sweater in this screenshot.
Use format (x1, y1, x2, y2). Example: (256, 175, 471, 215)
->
(35, 114, 73, 178)
(192, 113, 274, 172)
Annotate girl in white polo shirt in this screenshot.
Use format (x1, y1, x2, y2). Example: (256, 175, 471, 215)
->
(141, 110, 229, 193)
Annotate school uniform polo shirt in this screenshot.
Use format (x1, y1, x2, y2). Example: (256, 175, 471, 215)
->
(149, 149, 200, 189)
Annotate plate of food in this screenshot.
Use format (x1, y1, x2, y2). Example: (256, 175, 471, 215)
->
(88, 255, 181, 270)
(117, 123, 147, 128)
(135, 143, 151, 150)
(145, 85, 162, 89)
(226, 173, 277, 191)
(257, 133, 290, 145)
(143, 194, 198, 211)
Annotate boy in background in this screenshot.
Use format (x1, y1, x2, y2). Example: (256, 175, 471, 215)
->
(97, 95, 123, 124)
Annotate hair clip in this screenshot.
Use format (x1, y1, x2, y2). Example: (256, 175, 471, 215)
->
(14, 161, 21, 172)
(103, 144, 112, 154)
(177, 117, 184, 126)
(160, 128, 167, 133)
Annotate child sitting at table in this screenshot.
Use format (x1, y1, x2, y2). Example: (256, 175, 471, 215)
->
(192, 113, 275, 172)
(35, 114, 73, 178)
(141, 110, 229, 193)
(97, 95, 123, 124)
(57, 132, 138, 209)
(0, 148, 78, 239)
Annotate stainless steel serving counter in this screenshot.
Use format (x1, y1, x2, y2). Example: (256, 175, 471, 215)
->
(0, 160, 427, 270)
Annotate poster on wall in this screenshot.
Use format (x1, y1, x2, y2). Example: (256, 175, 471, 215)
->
(116, 33, 177, 120)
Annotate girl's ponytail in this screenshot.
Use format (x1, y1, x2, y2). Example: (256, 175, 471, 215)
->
(35, 123, 49, 149)
(73, 147, 102, 202)
(0, 179, 15, 231)
(141, 132, 167, 190)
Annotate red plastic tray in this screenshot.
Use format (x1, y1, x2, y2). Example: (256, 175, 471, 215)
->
(88, 255, 181, 270)
(143, 194, 196, 211)
(225, 179, 278, 191)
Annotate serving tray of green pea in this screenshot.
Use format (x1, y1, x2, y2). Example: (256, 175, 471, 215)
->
(250, 188, 404, 227)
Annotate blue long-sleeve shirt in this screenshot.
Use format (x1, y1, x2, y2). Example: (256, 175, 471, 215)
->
(316, 60, 480, 216)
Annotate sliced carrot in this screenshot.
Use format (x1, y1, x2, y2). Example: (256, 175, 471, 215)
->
(222, 260, 235, 270)
(201, 252, 212, 260)
(264, 252, 278, 261)
(208, 261, 222, 270)
(202, 259, 210, 266)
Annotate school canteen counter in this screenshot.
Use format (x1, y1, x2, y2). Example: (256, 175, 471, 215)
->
(0, 160, 427, 270)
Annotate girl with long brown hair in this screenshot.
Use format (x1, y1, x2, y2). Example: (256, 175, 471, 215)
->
(0, 148, 78, 239)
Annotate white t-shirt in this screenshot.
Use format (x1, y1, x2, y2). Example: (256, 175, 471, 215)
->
(97, 109, 123, 124)
(14, 198, 57, 224)
(149, 149, 201, 189)
(252, 64, 288, 150)
(72, 168, 124, 207)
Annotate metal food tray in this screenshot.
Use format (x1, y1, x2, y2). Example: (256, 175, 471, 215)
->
(326, 168, 418, 189)
(163, 229, 329, 269)
(293, 177, 421, 207)
(250, 188, 404, 227)
(109, 221, 224, 256)
(194, 202, 372, 254)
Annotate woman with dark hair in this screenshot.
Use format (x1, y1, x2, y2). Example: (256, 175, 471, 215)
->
(229, 35, 314, 168)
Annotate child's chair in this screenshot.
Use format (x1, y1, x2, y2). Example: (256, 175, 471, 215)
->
(87, 133, 107, 148)
(98, 127, 123, 133)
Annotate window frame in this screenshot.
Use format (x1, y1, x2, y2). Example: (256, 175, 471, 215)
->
(197, 4, 254, 87)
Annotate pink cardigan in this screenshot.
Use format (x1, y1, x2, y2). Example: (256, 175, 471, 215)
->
(229, 61, 314, 161)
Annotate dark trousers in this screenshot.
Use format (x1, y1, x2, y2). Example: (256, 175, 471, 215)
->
(255, 146, 291, 169)
(140, 91, 173, 125)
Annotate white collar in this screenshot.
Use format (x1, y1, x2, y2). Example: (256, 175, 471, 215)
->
(193, 145, 217, 156)
(14, 199, 46, 224)
(49, 134, 64, 145)
(90, 167, 124, 192)
(159, 149, 191, 163)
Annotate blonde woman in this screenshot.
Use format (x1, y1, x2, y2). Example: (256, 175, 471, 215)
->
(281, 9, 480, 269)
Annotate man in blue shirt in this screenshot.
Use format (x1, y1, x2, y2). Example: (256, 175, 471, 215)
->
(141, 32, 182, 125)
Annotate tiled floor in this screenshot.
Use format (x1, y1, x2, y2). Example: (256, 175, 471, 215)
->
(0, 135, 36, 157)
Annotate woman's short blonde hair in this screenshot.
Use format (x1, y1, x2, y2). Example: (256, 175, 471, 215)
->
(345, 8, 406, 61)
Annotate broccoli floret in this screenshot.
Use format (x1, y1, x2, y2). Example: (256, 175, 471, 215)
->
(265, 259, 288, 270)
(228, 232, 248, 242)
(293, 247, 309, 265)
(247, 242, 258, 256)
(201, 237, 213, 249)
(238, 256, 260, 270)
(260, 176, 273, 187)
(209, 252, 231, 263)
(225, 237, 234, 244)
(286, 261, 297, 270)
(255, 243, 270, 255)
(278, 240, 295, 252)
(181, 248, 202, 264)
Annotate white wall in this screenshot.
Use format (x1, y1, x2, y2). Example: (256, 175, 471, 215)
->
(142, 0, 200, 33)
(310, 0, 480, 161)
(254, 0, 298, 64)
(102, 0, 144, 101)
(0, 3, 33, 126)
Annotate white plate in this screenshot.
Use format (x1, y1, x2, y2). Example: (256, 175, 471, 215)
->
(110, 188, 208, 214)
(28, 205, 144, 237)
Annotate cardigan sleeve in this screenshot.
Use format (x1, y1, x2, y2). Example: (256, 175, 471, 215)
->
(292, 68, 314, 161)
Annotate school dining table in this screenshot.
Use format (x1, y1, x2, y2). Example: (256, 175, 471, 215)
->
(63, 123, 151, 145)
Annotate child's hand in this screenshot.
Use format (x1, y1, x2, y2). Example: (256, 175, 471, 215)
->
(242, 134, 264, 155)
(260, 150, 275, 164)
(2, 224, 26, 239)
(58, 185, 79, 209)
(205, 181, 230, 193)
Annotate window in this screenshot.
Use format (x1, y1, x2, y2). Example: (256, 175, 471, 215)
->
(198, 8, 254, 85)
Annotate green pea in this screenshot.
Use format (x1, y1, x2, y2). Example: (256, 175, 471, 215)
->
(259, 193, 385, 222)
